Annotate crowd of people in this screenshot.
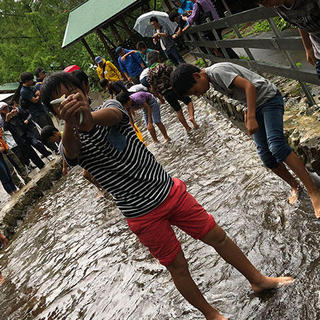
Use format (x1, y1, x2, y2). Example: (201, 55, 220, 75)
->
(1, 0, 320, 319)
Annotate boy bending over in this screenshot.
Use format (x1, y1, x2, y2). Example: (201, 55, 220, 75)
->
(146, 50, 199, 132)
(41, 72, 293, 320)
(171, 63, 320, 218)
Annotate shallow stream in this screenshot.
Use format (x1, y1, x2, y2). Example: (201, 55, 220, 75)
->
(0, 98, 319, 320)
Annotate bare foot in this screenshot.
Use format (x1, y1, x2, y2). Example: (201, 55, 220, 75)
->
(205, 310, 227, 320)
(164, 137, 171, 143)
(288, 185, 301, 204)
(251, 276, 294, 293)
(309, 190, 320, 218)
(190, 117, 199, 129)
(152, 140, 160, 143)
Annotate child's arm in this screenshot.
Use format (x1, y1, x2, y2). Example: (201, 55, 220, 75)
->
(121, 50, 137, 61)
(60, 94, 123, 160)
(232, 76, 258, 136)
(299, 29, 316, 66)
(142, 102, 154, 131)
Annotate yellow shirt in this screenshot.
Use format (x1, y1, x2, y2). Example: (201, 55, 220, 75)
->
(96, 59, 122, 82)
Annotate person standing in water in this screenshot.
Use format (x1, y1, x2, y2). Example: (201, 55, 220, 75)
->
(40, 71, 293, 320)
(171, 63, 320, 218)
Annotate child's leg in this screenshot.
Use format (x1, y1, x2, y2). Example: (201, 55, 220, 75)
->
(156, 122, 171, 142)
(284, 152, 320, 218)
(200, 225, 294, 292)
(149, 100, 170, 142)
(257, 93, 320, 217)
(142, 108, 159, 143)
(147, 124, 159, 143)
(166, 250, 226, 320)
(163, 90, 191, 132)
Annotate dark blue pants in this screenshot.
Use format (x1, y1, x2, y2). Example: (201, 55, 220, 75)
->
(253, 92, 292, 169)
(0, 157, 16, 194)
(165, 46, 185, 66)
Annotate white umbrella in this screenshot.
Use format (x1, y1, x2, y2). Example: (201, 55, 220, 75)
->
(134, 11, 178, 38)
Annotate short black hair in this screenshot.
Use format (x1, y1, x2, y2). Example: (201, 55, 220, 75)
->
(150, 16, 158, 23)
(35, 67, 45, 78)
(171, 64, 200, 96)
(99, 78, 109, 89)
(71, 70, 89, 88)
(40, 72, 83, 114)
(169, 10, 179, 22)
(147, 50, 160, 66)
(40, 125, 58, 143)
(20, 72, 34, 83)
(116, 92, 131, 106)
(136, 41, 147, 50)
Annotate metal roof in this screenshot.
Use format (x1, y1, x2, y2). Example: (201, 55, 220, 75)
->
(0, 82, 19, 93)
(0, 93, 14, 102)
(62, 0, 142, 48)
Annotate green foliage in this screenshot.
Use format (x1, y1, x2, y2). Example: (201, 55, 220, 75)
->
(195, 58, 206, 67)
(239, 55, 250, 61)
(296, 62, 302, 68)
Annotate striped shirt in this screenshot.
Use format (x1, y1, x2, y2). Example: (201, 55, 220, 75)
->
(276, 0, 320, 58)
(62, 100, 173, 218)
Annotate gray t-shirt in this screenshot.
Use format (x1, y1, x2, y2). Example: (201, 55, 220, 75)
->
(205, 63, 278, 108)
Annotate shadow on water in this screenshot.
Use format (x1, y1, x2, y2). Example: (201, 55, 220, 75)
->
(0, 98, 320, 320)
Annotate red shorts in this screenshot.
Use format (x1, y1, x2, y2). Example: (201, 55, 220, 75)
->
(126, 178, 216, 266)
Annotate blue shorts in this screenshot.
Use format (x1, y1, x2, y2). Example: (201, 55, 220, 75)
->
(143, 97, 161, 124)
(253, 91, 292, 169)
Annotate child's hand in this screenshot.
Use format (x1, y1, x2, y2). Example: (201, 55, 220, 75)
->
(60, 93, 92, 130)
(245, 113, 259, 135)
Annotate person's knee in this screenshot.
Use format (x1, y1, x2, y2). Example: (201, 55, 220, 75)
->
(200, 224, 227, 247)
(268, 139, 291, 164)
(166, 250, 189, 276)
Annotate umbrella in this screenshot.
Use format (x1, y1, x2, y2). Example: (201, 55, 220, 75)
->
(134, 11, 178, 38)
(63, 65, 80, 73)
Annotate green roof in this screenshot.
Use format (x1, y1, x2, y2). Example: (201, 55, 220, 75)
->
(0, 82, 19, 93)
(62, 0, 142, 48)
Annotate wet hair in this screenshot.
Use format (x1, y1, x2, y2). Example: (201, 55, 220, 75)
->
(40, 125, 59, 144)
(20, 72, 34, 83)
(136, 41, 147, 51)
(171, 64, 201, 96)
(35, 67, 45, 78)
(40, 72, 83, 114)
(99, 78, 109, 89)
(169, 10, 179, 22)
(150, 16, 158, 23)
(116, 91, 131, 107)
(147, 50, 160, 66)
(71, 70, 89, 89)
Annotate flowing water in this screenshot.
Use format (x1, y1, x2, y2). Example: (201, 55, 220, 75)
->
(0, 97, 320, 320)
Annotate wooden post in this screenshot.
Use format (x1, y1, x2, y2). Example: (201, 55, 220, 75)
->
(163, 0, 173, 11)
(96, 29, 117, 62)
(110, 24, 123, 43)
(81, 38, 96, 63)
(121, 19, 135, 37)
